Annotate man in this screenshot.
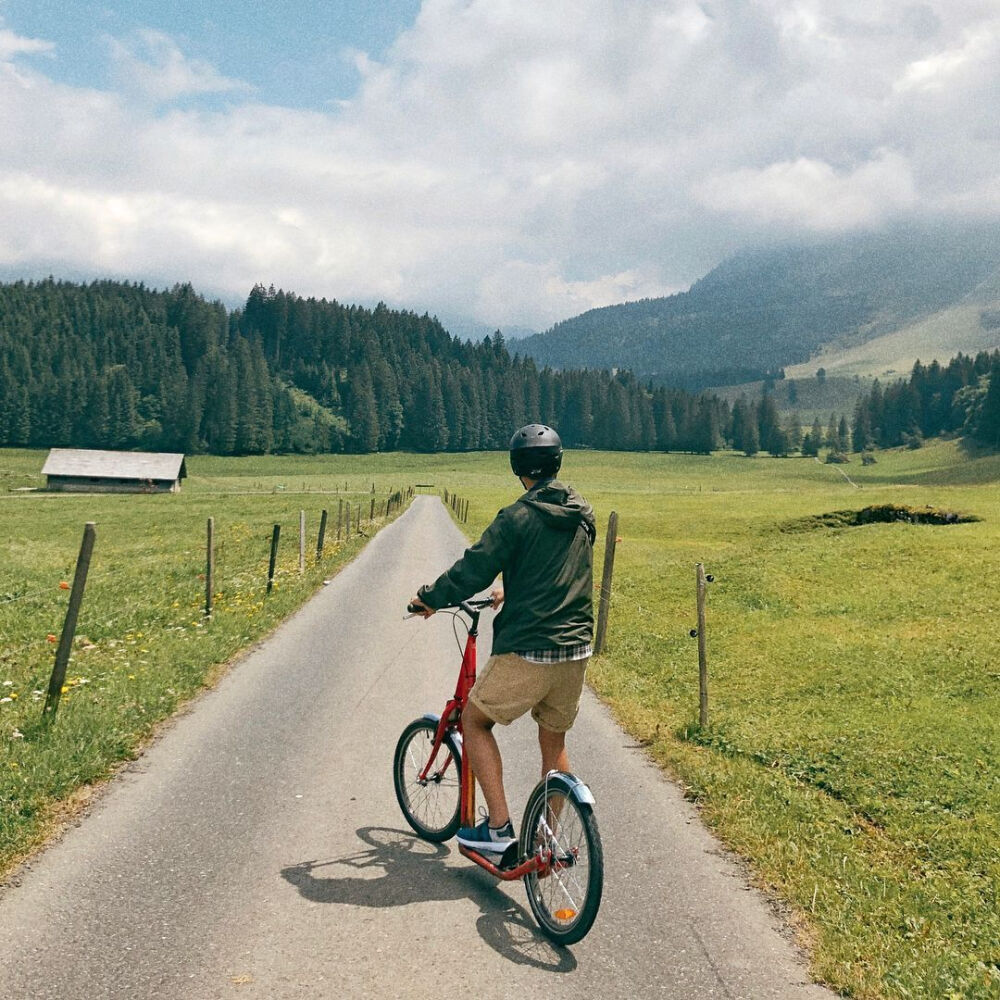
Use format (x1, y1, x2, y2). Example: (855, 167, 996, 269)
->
(410, 423, 596, 855)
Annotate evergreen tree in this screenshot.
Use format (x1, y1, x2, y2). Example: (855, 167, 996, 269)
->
(785, 412, 803, 453)
(653, 389, 677, 451)
(758, 394, 781, 453)
(412, 365, 448, 451)
(12, 384, 31, 446)
(729, 397, 750, 453)
(838, 415, 850, 453)
(105, 366, 139, 448)
(347, 365, 380, 453)
(852, 400, 872, 452)
(971, 357, 1000, 448)
(827, 412, 841, 451)
(802, 416, 822, 457)
(691, 396, 721, 454)
(742, 414, 760, 456)
(83, 378, 110, 448)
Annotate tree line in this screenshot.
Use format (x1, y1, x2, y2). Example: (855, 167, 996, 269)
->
(1, 279, 997, 458)
(0, 279, 731, 456)
(849, 350, 1000, 452)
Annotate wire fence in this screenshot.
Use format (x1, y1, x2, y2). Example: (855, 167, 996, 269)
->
(0, 487, 415, 720)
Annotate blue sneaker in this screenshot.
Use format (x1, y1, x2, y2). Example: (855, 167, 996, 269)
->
(456, 812, 516, 854)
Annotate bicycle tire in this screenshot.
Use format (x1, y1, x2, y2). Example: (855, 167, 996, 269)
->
(520, 776, 603, 945)
(393, 718, 462, 842)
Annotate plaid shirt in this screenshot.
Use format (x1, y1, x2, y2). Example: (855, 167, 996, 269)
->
(518, 643, 592, 664)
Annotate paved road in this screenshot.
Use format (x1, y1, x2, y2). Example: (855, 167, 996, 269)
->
(0, 497, 834, 999)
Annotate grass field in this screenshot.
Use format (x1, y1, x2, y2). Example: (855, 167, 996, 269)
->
(0, 451, 417, 877)
(2, 441, 999, 999)
(444, 441, 1000, 1000)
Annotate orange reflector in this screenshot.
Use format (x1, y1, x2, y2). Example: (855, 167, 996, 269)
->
(554, 909, 577, 920)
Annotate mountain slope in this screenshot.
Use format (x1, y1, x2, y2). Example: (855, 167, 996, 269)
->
(784, 300, 1000, 380)
(519, 222, 1000, 388)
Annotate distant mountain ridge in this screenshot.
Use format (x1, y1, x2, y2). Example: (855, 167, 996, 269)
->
(519, 222, 1000, 389)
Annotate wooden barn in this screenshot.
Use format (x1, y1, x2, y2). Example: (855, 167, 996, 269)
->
(41, 449, 187, 494)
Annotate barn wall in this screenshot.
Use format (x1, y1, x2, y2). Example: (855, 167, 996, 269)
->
(46, 477, 179, 494)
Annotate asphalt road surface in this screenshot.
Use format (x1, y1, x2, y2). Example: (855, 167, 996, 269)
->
(0, 496, 835, 999)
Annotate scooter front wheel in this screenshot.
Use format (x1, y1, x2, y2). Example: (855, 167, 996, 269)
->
(393, 718, 462, 842)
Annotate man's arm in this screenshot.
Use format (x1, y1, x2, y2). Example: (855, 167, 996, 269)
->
(417, 510, 514, 610)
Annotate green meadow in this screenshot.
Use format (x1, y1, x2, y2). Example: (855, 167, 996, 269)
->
(0, 451, 414, 875)
(448, 441, 1000, 1000)
(2, 441, 999, 999)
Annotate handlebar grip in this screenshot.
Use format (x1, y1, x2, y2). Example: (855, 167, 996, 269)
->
(407, 602, 424, 614)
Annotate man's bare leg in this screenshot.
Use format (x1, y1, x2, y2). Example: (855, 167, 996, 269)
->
(538, 725, 570, 776)
(537, 726, 571, 831)
(462, 701, 511, 827)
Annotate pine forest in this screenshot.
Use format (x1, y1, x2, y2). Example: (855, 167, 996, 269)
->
(0, 278, 997, 457)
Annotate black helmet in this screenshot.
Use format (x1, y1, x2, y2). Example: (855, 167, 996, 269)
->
(509, 423, 563, 478)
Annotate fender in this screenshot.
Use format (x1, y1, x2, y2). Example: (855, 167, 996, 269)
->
(542, 769, 595, 806)
(420, 712, 463, 752)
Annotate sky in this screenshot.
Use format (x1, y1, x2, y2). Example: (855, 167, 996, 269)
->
(1, 1, 999, 334)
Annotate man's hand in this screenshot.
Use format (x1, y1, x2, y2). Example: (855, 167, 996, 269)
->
(490, 587, 505, 609)
(408, 596, 435, 619)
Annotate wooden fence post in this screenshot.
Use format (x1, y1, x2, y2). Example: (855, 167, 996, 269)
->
(267, 524, 281, 594)
(370, 497, 375, 523)
(356, 504, 362, 534)
(317, 509, 328, 557)
(594, 511, 618, 655)
(696, 563, 711, 727)
(299, 510, 306, 573)
(43, 522, 96, 719)
(205, 517, 215, 617)
(345, 502, 351, 539)
(337, 499, 343, 541)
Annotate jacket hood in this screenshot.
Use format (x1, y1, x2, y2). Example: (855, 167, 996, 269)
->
(520, 480, 597, 543)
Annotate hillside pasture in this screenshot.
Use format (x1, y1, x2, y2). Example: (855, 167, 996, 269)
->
(712, 374, 869, 424)
(785, 300, 1000, 381)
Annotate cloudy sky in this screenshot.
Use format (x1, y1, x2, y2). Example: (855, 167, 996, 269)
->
(1, 1, 998, 333)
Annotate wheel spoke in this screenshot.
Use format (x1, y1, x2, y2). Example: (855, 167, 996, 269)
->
(394, 720, 462, 842)
(522, 784, 603, 944)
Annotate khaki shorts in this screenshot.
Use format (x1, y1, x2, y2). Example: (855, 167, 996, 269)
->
(469, 652, 589, 733)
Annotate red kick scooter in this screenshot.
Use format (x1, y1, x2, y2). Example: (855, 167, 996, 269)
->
(394, 598, 603, 945)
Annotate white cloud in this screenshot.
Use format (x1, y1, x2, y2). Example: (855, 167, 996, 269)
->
(894, 20, 1000, 92)
(0, 3, 998, 329)
(474, 260, 677, 330)
(694, 152, 918, 231)
(0, 26, 54, 61)
(107, 29, 250, 102)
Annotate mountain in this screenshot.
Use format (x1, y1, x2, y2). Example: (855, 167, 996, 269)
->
(519, 222, 1000, 389)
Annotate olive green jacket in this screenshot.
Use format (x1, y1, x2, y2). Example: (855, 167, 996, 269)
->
(418, 480, 596, 654)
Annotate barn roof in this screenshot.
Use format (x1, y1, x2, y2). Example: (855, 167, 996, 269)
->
(42, 449, 187, 481)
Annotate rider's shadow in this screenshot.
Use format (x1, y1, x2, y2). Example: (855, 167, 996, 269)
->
(280, 826, 577, 972)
